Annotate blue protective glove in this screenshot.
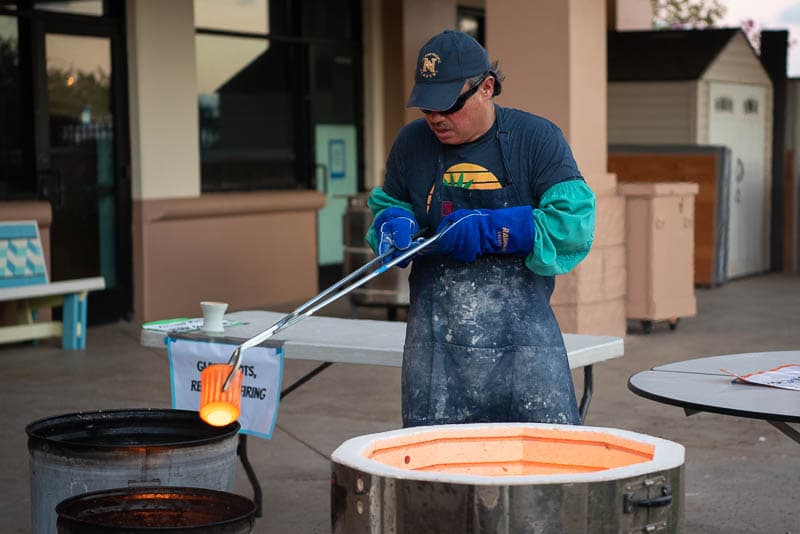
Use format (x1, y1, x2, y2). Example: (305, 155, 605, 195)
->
(434, 206, 535, 263)
(373, 207, 420, 267)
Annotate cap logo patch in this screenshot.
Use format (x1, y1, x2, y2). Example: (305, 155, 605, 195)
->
(420, 52, 441, 78)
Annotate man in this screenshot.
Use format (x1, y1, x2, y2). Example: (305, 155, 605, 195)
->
(366, 30, 596, 427)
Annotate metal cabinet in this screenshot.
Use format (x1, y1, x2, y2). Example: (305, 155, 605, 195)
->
(343, 194, 409, 320)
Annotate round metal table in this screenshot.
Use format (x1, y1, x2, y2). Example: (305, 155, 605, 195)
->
(628, 351, 800, 444)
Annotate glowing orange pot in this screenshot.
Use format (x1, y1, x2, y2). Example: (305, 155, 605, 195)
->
(199, 364, 243, 427)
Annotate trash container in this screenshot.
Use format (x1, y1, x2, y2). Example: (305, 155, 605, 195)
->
(620, 182, 699, 333)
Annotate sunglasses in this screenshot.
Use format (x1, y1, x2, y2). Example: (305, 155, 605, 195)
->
(422, 73, 489, 116)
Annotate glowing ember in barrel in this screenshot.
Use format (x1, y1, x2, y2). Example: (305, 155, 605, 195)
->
(56, 487, 255, 533)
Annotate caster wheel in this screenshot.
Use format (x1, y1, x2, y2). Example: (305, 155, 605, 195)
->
(668, 318, 680, 331)
(641, 320, 654, 334)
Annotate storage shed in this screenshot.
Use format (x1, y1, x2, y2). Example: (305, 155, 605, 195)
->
(608, 29, 773, 279)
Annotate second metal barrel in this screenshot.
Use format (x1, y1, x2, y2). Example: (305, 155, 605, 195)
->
(56, 486, 255, 534)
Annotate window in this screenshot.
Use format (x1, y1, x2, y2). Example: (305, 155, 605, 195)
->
(194, 0, 362, 193)
(458, 6, 485, 46)
(744, 98, 759, 114)
(714, 96, 733, 112)
(196, 35, 300, 191)
(301, 0, 359, 40)
(34, 1, 104, 16)
(0, 15, 30, 198)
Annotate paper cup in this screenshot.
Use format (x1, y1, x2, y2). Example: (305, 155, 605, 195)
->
(201, 301, 228, 333)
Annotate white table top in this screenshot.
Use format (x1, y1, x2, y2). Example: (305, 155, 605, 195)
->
(141, 310, 624, 369)
(629, 351, 800, 423)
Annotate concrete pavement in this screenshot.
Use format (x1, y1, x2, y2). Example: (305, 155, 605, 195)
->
(1, 272, 798, 533)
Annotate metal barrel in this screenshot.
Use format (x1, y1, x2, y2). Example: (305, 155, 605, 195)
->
(56, 486, 255, 533)
(27, 409, 240, 534)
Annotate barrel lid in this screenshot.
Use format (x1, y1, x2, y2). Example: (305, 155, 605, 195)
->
(26, 408, 240, 450)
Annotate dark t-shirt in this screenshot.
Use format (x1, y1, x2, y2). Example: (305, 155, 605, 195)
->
(383, 105, 582, 230)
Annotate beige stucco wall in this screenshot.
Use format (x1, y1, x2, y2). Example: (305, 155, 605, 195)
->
(126, 0, 200, 200)
(362, 0, 387, 190)
(488, 0, 625, 336)
(401, 0, 459, 126)
(613, 0, 652, 30)
(488, 0, 608, 180)
(133, 192, 324, 321)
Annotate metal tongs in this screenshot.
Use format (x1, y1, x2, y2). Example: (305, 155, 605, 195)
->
(220, 231, 444, 391)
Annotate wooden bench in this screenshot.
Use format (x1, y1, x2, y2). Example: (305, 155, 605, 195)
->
(0, 220, 105, 350)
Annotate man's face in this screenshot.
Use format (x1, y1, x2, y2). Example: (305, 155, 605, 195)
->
(423, 77, 494, 145)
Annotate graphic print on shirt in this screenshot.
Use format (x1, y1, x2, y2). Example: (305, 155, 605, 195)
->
(426, 163, 503, 214)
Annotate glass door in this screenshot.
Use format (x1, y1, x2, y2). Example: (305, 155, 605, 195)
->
(33, 19, 131, 323)
(311, 42, 361, 269)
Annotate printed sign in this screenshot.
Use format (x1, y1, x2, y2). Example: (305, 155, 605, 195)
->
(167, 338, 283, 439)
(721, 363, 800, 391)
(329, 139, 346, 179)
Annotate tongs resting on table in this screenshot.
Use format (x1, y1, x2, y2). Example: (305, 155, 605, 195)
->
(219, 230, 443, 391)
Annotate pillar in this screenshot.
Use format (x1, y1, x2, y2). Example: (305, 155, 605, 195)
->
(487, 0, 626, 336)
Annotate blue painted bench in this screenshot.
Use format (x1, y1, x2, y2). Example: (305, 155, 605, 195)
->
(0, 221, 105, 350)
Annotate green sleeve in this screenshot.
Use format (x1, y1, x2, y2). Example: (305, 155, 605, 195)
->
(364, 187, 415, 253)
(525, 180, 596, 276)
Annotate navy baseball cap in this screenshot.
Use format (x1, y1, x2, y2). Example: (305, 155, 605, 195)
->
(407, 30, 490, 111)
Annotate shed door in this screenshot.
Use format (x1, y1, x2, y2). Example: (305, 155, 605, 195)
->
(708, 82, 768, 278)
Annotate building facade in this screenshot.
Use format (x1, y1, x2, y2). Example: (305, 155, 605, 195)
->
(0, 0, 623, 336)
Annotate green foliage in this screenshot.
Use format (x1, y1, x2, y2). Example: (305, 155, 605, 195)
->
(651, 0, 727, 29)
(47, 66, 110, 119)
(0, 34, 17, 88)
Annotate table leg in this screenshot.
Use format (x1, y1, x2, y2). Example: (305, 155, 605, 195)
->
(683, 413, 799, 446)
(236, 362, 337, 518)
(767, 421, 800, 445)
(281, 362, 334, 399)
(578, 365, 593, 423)
(238, 434, 263, 517)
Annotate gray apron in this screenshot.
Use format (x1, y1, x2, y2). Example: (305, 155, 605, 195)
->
(401, 124, 581, 427)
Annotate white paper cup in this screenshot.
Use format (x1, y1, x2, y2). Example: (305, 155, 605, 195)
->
(200, 301, 228, 333)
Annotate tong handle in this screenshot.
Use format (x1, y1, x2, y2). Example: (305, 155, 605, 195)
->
(221, 232, 443, 390)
